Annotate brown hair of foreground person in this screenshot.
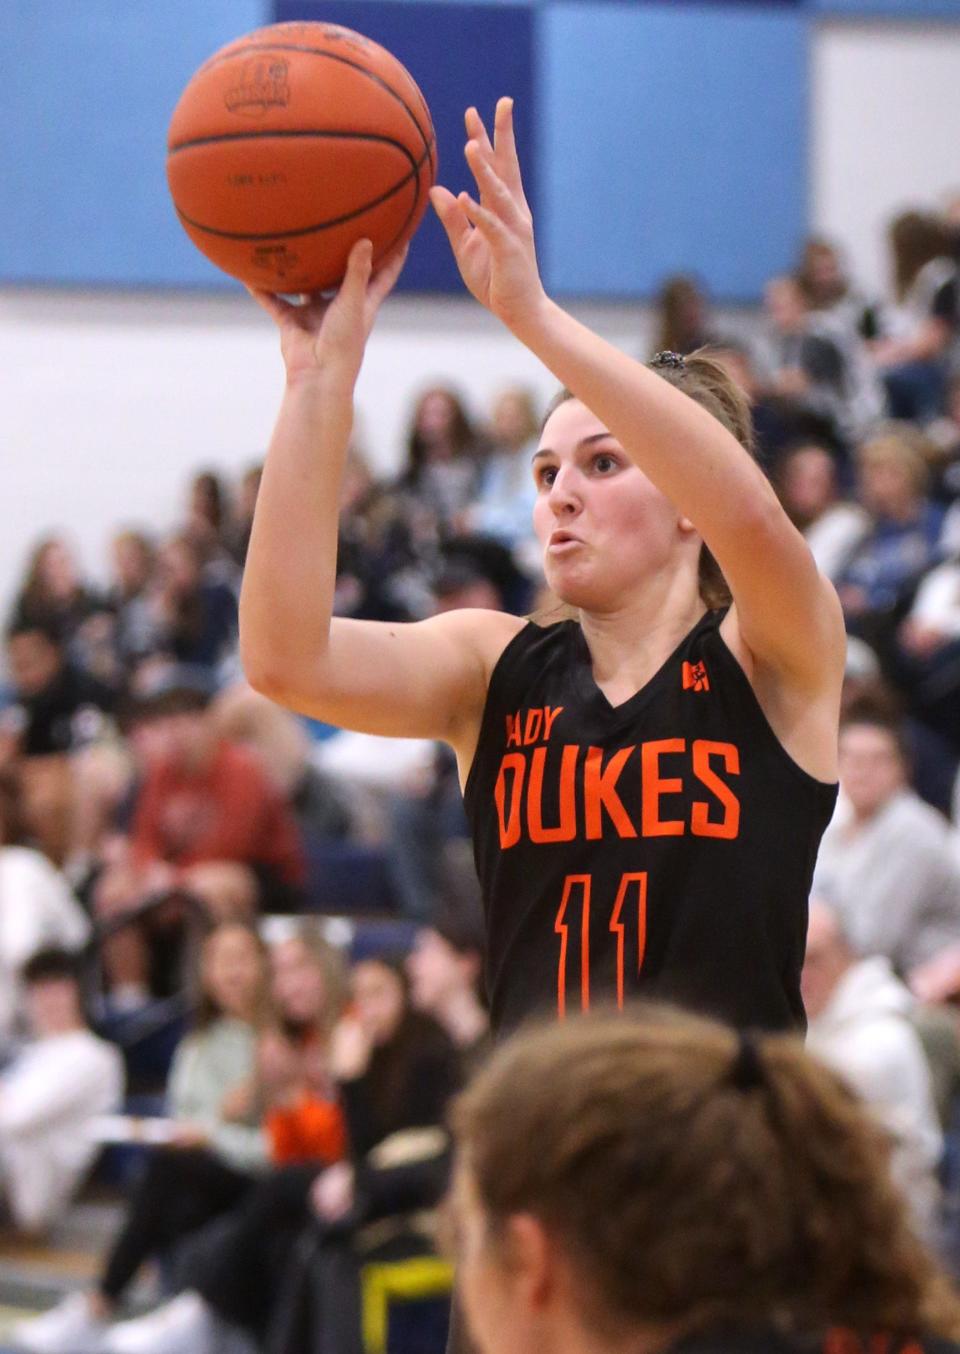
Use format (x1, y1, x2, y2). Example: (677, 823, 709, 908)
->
(450, 1008, 960, 1349)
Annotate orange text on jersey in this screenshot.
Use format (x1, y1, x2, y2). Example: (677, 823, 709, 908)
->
(493, 738, 741, 848)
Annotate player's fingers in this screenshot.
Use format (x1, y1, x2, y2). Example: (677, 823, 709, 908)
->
(492, 96, 529, 205)
(245, 285, 297, 323)
(465, 141, 527, 231)
(430, 186, 474, 254)
(341, 238, 374, 299)
(464, 105, 494, 156)
(369, 242, 409, 306)
(458, 190, 508, 244)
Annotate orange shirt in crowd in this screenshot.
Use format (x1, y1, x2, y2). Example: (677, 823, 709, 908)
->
(266, 1095, 347, 1165)
(131, 739, 305, 885)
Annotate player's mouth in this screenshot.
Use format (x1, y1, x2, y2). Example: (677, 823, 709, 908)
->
(548, 530, 583, 552)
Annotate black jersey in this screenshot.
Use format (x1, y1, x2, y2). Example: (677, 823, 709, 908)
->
(463, 609, 838, 1035)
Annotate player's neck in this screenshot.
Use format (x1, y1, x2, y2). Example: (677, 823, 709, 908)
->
(580, 581, 706, 696)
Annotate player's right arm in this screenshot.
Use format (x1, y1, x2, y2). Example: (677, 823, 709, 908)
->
(239, 239, 517, 749)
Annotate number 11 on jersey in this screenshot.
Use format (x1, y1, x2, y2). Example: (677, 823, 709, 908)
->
(554, 872, 648, 1017)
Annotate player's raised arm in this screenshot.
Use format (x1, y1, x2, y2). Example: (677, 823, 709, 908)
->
(431, 99, 845, 694)
(238, 240, 507, 744)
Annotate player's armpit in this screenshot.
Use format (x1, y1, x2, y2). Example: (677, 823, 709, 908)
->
(245, 608, 524, 745)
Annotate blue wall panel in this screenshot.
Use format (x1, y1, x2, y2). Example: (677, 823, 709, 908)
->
(814, 0, 960, 14)
(0, 0, 269, 287)
(274, 1, 535, 292)
(538, 2, 808, 300)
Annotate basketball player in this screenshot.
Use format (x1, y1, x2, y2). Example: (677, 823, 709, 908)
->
(449, 1008, 960, 1354)
(241, 97, 845, 1036)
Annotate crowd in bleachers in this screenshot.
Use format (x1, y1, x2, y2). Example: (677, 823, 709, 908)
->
(0, 193, 959, 1353)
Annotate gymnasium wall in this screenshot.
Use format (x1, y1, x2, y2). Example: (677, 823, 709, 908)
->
(1, 0, 959, 615)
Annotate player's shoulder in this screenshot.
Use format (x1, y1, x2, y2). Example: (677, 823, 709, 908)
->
(419, 607, 528, 682)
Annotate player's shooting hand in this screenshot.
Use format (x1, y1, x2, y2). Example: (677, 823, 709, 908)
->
(431, 98, 546, 334)
(246, 239, 408, 386)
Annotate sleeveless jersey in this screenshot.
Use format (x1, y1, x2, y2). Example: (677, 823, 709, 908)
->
(463, 609, 838, 1035)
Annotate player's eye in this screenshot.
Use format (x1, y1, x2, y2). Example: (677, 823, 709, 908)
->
(536, 465, 557, 488)
(593, 452, 618, 473)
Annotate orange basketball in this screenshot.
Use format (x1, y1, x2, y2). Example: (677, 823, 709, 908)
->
(166, 21, 437, 292)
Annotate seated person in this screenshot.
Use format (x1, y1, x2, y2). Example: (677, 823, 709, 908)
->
(1, 619, 119, 864)
(406, 902, 490, 1075)
(0, 948, 124, 1235)
(92, 666, 305, 1010)
(813, 704, 960, 981)
(101, 955, 461, 1354)
(835, 427, 946, 665)
(802, 901, 942, 1239)
(13, 922, 271, 1353)
(0, 767, 89, 1048)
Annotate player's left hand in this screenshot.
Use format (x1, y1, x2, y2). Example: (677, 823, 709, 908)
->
(431, 98, 546, 333)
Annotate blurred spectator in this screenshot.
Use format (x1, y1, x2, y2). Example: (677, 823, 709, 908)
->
(0, 948, 124, 1234)
(925, 374, 960, 510)
(106, 530, 158, 674)
(186, 472, 230, 555)
(2, 620, 116, 760)
(795, 235, 881, 341)
(813, 706, 960, 977)
(143, 534, 238, 672)
(1, 619, 119, 865)
(652, 274, 723, 356)
(872, 211, 958, 423)
(0, 768, 89, 1048)
(835, 426, 945, 658)
(105, 956, 459, 1354)
(760, 273, 885, 456)
(335, 459, 438, 623)
(13, 922, 271, 1353)
(399, 386, 486, 530)
(895, 552, 960, 753)
(208, 681, 353, 844)
(92, 667, 305, 1010)
(9, 536, 106, 662)
(463, 386, 541, 575)
(226, 464, 262, 568)
(775, 439, 868, 579)
(407, 904, 490, 1074)
(802, 901, 943, 1240)
(841, 645, 959, 818)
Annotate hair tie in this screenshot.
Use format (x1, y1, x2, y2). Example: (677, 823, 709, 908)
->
(652, 350, 686, 371)
(729, 1030, 766, 1093)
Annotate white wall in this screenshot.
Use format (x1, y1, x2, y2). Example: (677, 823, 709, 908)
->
(811, 20, 960, 297)
(0, 286, 671, 616)
(4, 18, 960, 624)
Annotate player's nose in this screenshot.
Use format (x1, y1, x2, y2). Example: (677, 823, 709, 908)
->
(547, 465, 582, 515)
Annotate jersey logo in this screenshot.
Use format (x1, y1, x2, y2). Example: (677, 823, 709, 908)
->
(682, 660, 710, 692)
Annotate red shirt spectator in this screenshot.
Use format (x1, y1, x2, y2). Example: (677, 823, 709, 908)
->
(131, 738, 305, 892)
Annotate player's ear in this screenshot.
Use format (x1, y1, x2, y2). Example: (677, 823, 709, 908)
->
(678, 514, 698, 535)
(502, 1213, 557, 1310)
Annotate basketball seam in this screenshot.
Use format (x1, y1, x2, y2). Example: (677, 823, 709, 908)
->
(168, 128, 429, 156)
(182, 42, 435, 176)
(174, 140, 429, 241)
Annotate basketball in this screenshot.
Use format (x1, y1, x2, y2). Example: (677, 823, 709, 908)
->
(166, 21, 436, 292)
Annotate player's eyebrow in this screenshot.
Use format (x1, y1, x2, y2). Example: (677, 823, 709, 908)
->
(531, 433, 616, 462)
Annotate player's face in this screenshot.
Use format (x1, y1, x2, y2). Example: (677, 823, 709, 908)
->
(532, 399, 693, 611)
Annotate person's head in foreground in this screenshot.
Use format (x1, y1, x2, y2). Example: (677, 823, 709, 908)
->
(449, 1008, 960, 1354)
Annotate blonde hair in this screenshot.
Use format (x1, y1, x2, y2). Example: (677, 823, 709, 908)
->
(453, 1008, 960, 1344)
(856, 426, 931, 499)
